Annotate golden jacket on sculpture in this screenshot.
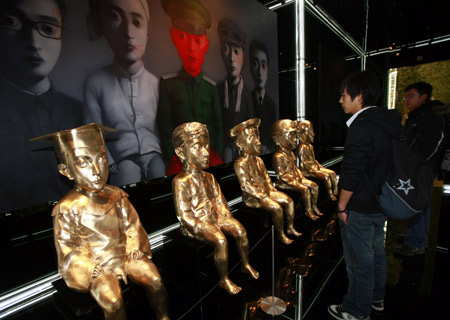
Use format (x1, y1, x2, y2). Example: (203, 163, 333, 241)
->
(171, 122, 259, 295)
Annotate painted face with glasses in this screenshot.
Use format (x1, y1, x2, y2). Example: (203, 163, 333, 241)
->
(0, 0, 63, 92)
(403, 88, 427, 112)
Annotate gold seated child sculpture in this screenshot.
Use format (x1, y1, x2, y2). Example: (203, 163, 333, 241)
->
(31, 123, 170, 320)
(228, 118, 301, 245)
(296, 120, 338, 201)
(271, 119, 323, 221)
(171, 122, 259, 295)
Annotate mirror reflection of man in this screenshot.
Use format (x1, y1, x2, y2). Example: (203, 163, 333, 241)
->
(249, 40, 276, 154)
(218, 19, 254, 163)
(157, 0, 223, 175)
(0, 0, 82, 212)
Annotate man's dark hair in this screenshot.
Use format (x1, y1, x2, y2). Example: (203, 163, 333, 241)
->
(249, 40, 269, 66)
(340, 70, 381, 107)
(404, 82, 432, 101)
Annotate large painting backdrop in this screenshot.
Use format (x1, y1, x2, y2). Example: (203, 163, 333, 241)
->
(0, 0, 278, 212)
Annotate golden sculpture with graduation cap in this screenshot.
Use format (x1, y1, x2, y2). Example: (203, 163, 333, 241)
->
(296, 120, 338, 201)
(271, 119, 323, 221)
(228, 118, 301, 245)
(171, 122, 259, 295)
(31, 123, 170, 320)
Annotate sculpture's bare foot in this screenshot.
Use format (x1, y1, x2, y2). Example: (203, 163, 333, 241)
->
(306, 210, 319, 221)
(313, 206, 323, 216)
(219, 278, 242, 295)
(241, 263, 259, 279)
(287, 228, 302, 237)
(330, 194, 337, 201)
(279, 233, 294, 245)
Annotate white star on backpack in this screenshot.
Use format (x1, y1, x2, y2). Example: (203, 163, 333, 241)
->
(396, 178, 415, 195)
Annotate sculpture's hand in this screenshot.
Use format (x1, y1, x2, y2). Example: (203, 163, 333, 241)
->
(128, 250, 144, 261)
(92, 264, 104, 279)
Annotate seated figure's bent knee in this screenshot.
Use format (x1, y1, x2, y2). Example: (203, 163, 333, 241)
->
(106, 296, 125, 314)
(270, 202, 283, 216)
(216, 236, 228, 248)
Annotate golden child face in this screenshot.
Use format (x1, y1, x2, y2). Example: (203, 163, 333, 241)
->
(238, 127, 261, 155)
(303, 124, 314, 143)
(182, 135, 210, 170)
(65, 145, 109, 193)
(278, 131, 297, 150)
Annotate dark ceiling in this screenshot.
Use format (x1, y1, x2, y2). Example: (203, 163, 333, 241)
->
(257, 0, 450, 67)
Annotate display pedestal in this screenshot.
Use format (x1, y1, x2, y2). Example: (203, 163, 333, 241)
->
(260, 296, 287, 315)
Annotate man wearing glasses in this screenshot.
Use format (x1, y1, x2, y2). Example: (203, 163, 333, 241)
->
(0, 0, 82, 212)
(394, 82, 447, 257)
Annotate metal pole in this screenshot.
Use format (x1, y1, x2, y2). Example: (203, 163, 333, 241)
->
(295, 274, 303, 320)
(271, 225, 275, 300)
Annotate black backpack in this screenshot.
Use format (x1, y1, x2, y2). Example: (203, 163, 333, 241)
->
(436, 105, 450, 171)
(367, 119, 436, 220)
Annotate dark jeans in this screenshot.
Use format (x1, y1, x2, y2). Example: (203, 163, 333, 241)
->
(340, 210, 387, 318)
(404, 202, 430, 249)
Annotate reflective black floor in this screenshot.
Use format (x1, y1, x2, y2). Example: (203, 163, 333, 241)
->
(4, 179, 449, 320)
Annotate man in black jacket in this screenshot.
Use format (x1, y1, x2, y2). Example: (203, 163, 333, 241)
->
(328, 70, 402, 320)
(395, 82, 446, 256)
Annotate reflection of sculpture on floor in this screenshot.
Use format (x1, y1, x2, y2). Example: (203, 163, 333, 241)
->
(171, 122, 259, 295)
(271, 119, 323, 221)
(296, 120, 338, 201)
(31, 124, 170, 320)
(229, 118, 301, 245)
(314, 213, 338, 241)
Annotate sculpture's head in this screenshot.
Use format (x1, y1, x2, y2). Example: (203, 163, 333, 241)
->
(296, 120, 314, 144)
(162, 0, 211, 77)
(271, 119, 298, 150)
(228, 118, 261, 156)
(30, 123, 116, 195)
(172, 122, 210, 170)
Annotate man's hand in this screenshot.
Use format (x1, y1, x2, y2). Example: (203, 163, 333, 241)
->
(338, 211, 348, 224)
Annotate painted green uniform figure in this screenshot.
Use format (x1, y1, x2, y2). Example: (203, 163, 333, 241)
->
(158, 0, 224, 166)
(157, 68, 223, 161)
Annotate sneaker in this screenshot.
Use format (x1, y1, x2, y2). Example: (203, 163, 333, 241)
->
(394, 243, 425, 257)
(328, 304, 370, 320)
(372, 300, 384, 312)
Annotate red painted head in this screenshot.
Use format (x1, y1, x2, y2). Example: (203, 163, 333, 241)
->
(170, 25, 208, 77)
